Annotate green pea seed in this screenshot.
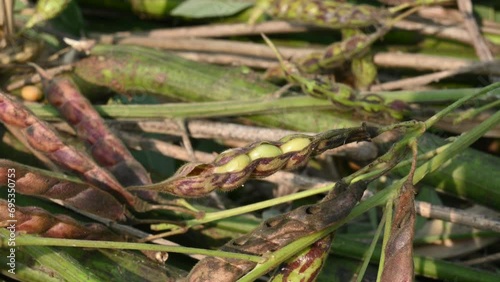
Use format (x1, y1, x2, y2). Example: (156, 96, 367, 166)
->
(248, 144, 282, 161)
(213, 154, 251, 173)
(280, 138, 311, 153)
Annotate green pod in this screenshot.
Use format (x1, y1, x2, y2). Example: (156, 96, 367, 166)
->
(295, 28, 389, 73)
(75, 44, 281, 102)
(351, 54, 378, 90)
(263, 0, 389, 29)
(130, 0, 183, 19)
(74, 44, 360, 131)
(270, 235, 333, 282)
(26, 0, 71, 28)
(323, 82, 356, 103)
(295, 52, 323, 73)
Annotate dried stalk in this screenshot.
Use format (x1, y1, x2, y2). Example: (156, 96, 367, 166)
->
(117, 37, 314, 59)
(373, 52, 500, 75)
(416, 202, 500, 233)
(371, 60, 500, 91)
(95, 21, 314, 41)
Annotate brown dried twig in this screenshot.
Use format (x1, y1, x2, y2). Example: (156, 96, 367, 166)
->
(5, 64, 73, 91)
(371, 60, 500, 91)
(116, 37, 315, 59)
(373, 52, 500, 76)
(96, 20, 314, 41)
(416, 202, 500, 233)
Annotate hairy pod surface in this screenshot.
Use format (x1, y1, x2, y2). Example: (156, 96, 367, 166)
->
(262, 0, 389, 29)
(135, 125, 375, 197)
(74, 44, 363, 132)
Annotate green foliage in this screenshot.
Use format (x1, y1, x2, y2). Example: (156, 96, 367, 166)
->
(171, 0, 253, 18)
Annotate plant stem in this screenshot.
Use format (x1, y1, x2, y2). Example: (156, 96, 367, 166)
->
(1, 229, 263, 263)
(356, 211, 386, 282)
(28, 96, 332, 119)
(26, 86, 498, 121)
(424, 82, 500, 128)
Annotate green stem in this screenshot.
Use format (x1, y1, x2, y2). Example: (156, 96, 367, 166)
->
(185, 183, 335, 227)
(356, 211, 386, 282)
(27, 96, 332, 120)
(376, 199, 394, 282)
(424, 82, 500, 129)
(27, 88, 493, 121)
(417, 110, 500, 184)
(1, 230, 262, 263)
(372, 88, 479, 103)
(414, 231, 499, 245)
(454, 99, 500, 124)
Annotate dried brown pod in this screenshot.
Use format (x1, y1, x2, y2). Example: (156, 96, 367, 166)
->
(0, 199, 120, 241)
(0, 159, 127, 221)
(0, 91, 137, 208)
(34, 67, 151, 187)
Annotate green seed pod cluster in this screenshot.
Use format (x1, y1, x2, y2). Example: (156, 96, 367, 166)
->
(258, 0, 389, 29)
(136, 125, 376, 197)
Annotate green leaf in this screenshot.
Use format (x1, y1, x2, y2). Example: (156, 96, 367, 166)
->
(171, 0, 253, 18)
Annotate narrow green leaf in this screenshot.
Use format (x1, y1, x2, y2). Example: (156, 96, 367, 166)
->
(171, 0, 253, 18)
